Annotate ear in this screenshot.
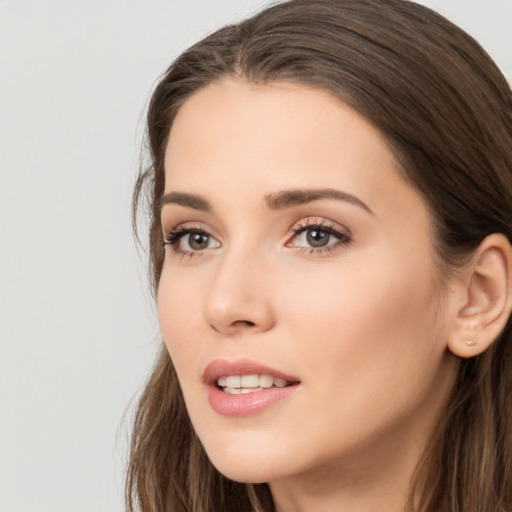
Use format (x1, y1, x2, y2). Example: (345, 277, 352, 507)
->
(448, 233, 512, 358)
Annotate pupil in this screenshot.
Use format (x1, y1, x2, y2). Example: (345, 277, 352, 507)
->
(307, 229, 329, 247)
(190, 233, 208, 250)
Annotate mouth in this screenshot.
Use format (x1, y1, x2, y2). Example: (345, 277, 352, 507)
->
(203, 358, 301, 417)
(216, 374, 297, 394)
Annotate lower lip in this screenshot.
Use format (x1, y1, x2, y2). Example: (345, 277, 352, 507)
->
(207, 384, 299, 417)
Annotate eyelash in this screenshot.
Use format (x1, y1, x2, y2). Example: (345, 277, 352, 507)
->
(162, 220, 352, 257)
(163, 226, 201, 245)
(288, 220, 352, 254)
(162, 225, 213, 258)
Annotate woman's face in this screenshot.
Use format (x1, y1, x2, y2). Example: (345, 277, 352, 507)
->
(158, 79, 459, 485)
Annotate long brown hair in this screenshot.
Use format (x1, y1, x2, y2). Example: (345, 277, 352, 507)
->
(127, 1, 512, 510)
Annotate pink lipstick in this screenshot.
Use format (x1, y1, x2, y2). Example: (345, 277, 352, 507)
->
(203, 358, 300, 417)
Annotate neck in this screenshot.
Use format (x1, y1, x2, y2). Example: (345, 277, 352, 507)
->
(269, 437, 417, 512)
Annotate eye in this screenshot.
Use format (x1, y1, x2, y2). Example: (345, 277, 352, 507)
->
(163, 226, 221, 254)
(287, 220, 351, 252)
(297, 228, 332, 248)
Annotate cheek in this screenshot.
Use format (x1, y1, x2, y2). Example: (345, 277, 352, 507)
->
(278, 251, 443, 391)
(157, 270, 203, 368)
(266, 256, 449, 463)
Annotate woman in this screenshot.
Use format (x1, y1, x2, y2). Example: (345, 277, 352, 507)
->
(127, 1, 512, 511)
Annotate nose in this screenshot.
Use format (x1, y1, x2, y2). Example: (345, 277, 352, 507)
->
(203, 249, 276, 336)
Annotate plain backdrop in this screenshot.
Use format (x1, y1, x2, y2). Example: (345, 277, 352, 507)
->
(0, 1, 511, 511)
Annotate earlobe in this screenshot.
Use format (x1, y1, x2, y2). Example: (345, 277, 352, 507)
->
(448, 234, 512, 358)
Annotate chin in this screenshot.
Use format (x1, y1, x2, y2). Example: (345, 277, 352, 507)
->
(216, 466, 270, 484)
(201, 440, 290, 484)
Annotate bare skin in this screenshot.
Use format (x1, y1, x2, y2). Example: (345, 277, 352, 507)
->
(157, 79, 510, 511)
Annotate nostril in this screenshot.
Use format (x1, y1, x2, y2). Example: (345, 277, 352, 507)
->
(208, 319, 257, 333)
(233, 320, 256, 328)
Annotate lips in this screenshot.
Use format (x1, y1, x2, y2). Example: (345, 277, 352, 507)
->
(203, 358, 300, 385)
(203, 358, 301, 417)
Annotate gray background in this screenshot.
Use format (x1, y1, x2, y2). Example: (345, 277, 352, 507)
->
(1, 1, 511, 511)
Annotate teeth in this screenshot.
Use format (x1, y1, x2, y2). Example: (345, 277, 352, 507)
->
(217, 374, 291, 392)
(241, 374, 259, 387)
(259, 375, 273, 388)
(274, 377, 287, 388)
(225, 376, 241, 388)
(224, 387, 242, 395)
(241, 387, 263, 394)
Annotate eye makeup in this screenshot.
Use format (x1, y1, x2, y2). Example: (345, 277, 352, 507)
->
(163, 223, 221, 257)
(286, 218, 352, 255)
(162, 215, 352, 259)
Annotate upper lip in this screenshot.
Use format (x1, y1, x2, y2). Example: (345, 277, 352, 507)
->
(203, 358, 300, 385)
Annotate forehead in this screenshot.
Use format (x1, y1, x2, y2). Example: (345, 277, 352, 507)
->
(166, 79, 378, 149)
(166, 80, 392, 182)
(163, 79, 424, 220)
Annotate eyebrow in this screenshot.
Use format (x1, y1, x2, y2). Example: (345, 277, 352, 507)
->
(159, 188, 373, 214)
(160, 192, 211, 212)
(264, 188, 373, 214)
